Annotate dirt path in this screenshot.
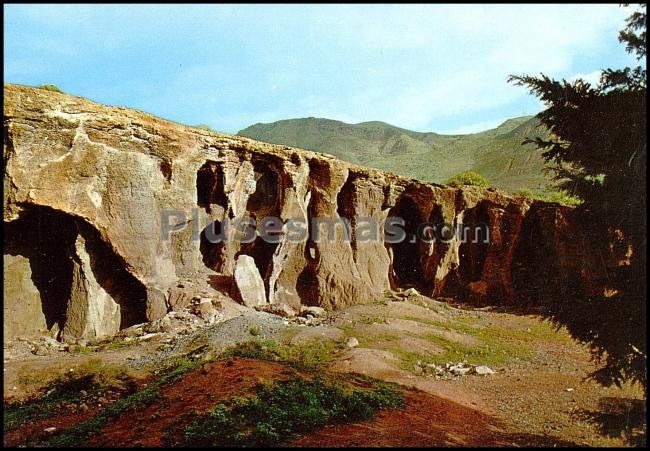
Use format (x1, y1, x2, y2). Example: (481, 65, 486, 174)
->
(324, 302, 646, 447)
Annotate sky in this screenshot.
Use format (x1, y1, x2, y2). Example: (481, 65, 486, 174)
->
(3, 4, 641, 134)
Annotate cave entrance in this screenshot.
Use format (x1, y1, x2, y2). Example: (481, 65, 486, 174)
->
(512, 205, 562, 304)
(386, 196, 427, 291)
(197, 160, 230, 274)
(3, 206, 147, 340)
(246, 159, 280, 218)
(200, 220, 227, 272)
(78, 220, 148, 329)
(196, 161, 228, 214)
(4, 210, 75, 334)
(238, 159, 283, 296)
(458, 201, 490, 283)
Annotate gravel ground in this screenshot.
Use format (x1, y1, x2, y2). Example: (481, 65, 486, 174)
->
(129, 311, 290, 369)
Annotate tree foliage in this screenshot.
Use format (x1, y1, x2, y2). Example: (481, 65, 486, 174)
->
(446, 170, 490, 188)
(509, 5, 646, 389)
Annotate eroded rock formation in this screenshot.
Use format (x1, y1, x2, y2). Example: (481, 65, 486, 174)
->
(3, 85, 602, 342)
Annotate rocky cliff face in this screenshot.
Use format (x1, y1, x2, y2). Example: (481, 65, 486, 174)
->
(3, 85, 602, 343)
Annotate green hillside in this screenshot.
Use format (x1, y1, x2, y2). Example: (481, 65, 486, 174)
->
(238, 116, 555, 193)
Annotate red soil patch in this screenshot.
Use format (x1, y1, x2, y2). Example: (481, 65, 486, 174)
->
(290, 390, 517, 447)
(87, 358, 297, 447)
(7, 357, 585, 447)
(4, 407, 101, 447)
(86, 357, 553, 447)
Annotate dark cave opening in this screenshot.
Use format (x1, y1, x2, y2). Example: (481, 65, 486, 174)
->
(238, 237, 278, 296)
(246, 159, 281, 218)
(458, 201, 491, 283)
(199, 220, 227, 273)
(160, 160, 172, 184)
(78, 221, 148, 328)
(295, 163, 326, 306)
(196, 160, 230, 274)
(337, 172, 357, 257)
(196, 161, 228, 214)
(427, 204, 448, 267)
(4, 206, 147, 335)
(296, 265, 320, 306)
(197, 157, 283, 299)
(386, 196, 427, 291)
(512, 205, 563, 304)
(4, 210, 75, 331)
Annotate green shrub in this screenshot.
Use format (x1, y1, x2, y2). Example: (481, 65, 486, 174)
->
(515, 188, 582, 207)
(181, 376, 404, 447)
(37, 84, 64, 94)
(194, 123, 213, 131)
(542, 190, 582, 207)
(446, 171, 489, 188)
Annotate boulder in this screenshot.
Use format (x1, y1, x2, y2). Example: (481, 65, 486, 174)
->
(61, 234, 121, 343)
(300, 306, 327, 318)
(234, 255, 267, 307)
(194, 298, 219, 321)
(473, 365, 495, 375)
(346, 337, 360, 348)
(255, 303, 297, 318)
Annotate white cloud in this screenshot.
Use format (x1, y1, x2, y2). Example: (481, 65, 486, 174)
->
(281, 4, 631, 131)
(4, 4, 635, 133)
(570, 70, 602, 86)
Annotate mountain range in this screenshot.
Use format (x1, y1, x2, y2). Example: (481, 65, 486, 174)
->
(238, 116, 553, 193)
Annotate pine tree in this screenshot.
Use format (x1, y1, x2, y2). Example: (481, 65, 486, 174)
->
(509, 4, 646, 388)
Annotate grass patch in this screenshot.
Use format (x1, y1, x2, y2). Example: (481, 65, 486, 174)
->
(47, 359, 134, 397)
(341, 312, 563, 372)
(420, 333, 528, 367)
(450, 315, 572, 344)
(193, 123, 213, 131)
(37, 84, 65, 94)
(346, 329, 400, 348)
(4, 398, 61, 433)
(398, 314, 451, 327)
(403, 316, 534, 368)
(357, 313, 390, 325)
(42, 357, 204, 447)
(220, 338, 341, 372)
(101, 338, 136, 351)
(65, 339, 135, 355)
(5, 360, 134, 433)
(180, 375, 404, 447)
(74, 345, 97, 355)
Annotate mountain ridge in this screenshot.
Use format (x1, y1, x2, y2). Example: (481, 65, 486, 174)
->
(238, 115, 552, 193)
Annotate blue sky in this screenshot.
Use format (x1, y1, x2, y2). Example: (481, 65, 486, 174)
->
(3, 4, 640, 134)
